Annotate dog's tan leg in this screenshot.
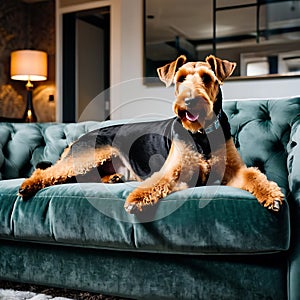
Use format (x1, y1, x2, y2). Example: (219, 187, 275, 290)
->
(124, 140, 207, 213)
(237, 167, 284, 211)
(19, 145, 119, 199)
(224, 139, 284, 211)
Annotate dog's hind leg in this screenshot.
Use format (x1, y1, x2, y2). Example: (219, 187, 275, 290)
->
(124, 140, 206, 214)
(18, 145, 120, 199)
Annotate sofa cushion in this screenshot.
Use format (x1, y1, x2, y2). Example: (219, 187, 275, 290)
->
(0, 179, 290, 255)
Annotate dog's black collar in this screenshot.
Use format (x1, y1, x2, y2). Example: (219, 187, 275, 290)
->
(198, 112, 221, 135)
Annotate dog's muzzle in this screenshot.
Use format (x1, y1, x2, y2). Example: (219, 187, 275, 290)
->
(183, 96, 208, 122)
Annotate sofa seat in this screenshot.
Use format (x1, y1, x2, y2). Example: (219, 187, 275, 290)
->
(0, 178, 289, 255)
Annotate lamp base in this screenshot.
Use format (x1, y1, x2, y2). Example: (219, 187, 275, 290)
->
(23, 83, 37, 123)
(23, 108, 37, 123)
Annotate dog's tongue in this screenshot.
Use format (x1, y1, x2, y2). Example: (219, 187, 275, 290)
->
(185, 111, 199, 122)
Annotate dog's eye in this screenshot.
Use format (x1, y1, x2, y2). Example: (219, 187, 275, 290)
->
(177, 75, 186, 83)
(202, 74, 212, 85)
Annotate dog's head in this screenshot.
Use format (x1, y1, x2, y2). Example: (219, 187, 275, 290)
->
(157, 55, 236, 132)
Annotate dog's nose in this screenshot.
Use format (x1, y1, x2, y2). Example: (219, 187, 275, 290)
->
(185, 96, 207, 108)
(185, 97, 199, 109)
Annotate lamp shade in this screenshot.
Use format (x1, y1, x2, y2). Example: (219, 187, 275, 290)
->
(10, 50, 47, 81)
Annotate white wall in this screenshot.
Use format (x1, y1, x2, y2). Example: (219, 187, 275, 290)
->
(222, 77, 300, 100)
(109, 0, 175, 120)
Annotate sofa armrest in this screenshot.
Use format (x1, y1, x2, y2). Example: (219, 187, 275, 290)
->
(287, 115, 300, 300)
(288, 115, 300, 200)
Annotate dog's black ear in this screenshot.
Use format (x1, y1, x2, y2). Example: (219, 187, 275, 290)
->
(157, 55, 187, 87)
(206, 55, 236, 83)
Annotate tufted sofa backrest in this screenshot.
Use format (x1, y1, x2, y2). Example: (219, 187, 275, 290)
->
(0, 121, 104, 180)
(0, 96, 299, 192)
(223, 96, 300, 194)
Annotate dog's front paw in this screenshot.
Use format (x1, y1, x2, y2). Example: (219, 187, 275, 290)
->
(124, 201, 143, 214)
(18, 169, 47, 200)
(265, 199, 281, 212)
(18, 180, 40, 200)
(124, 189, 157, 214)
(259, 182, 284, 212)
(261, 194, 284, 212)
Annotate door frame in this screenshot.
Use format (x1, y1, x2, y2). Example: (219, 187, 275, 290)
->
(56, 0, 120, 122)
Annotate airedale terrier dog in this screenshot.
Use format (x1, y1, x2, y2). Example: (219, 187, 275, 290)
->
(19, 55, 284, 213)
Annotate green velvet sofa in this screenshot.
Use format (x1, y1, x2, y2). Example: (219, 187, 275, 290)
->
(0, 96, 300, 300)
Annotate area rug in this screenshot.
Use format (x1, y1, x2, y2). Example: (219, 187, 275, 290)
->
(0, 281, 130, 300)
(0, 289, 72, 299)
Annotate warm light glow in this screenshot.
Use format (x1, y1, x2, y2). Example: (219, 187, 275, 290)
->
(10, 50, 48, 81)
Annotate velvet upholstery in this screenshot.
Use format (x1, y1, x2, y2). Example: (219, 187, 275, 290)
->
(287, 115, 300, 300)
(0, 180, 289, 254)
(224, 97, 300, 194)
(0, 241, 287, 300)
(0, 96, 299, 299)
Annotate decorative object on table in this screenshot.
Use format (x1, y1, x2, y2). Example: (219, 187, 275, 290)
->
(10, 50, 48, 122)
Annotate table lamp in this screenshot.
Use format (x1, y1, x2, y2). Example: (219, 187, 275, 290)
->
(10, 50, 48, 122)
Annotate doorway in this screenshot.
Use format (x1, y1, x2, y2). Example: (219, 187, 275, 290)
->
(62, 7, 110, 122)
